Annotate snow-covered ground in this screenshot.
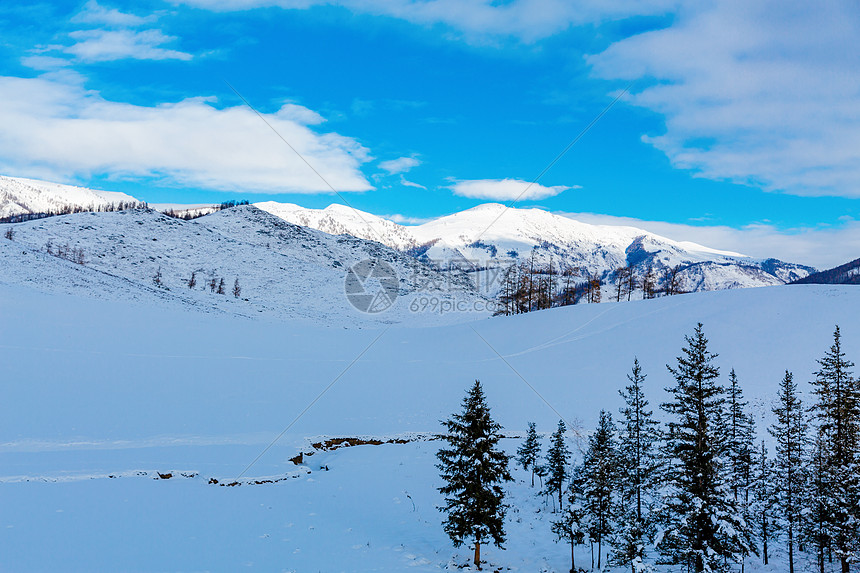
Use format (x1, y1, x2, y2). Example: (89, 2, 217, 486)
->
(1, 281, 858, 571)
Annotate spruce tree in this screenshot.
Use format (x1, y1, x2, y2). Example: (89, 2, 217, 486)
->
(809, 326, 860, 573)
(751, 440, 776, 566)
(516, 422, 541, 487)
(769, 370, 808, 573)
(612, 358, 661, 573)
(545, 419, 571, 511)
(581, 410, 617, 570)
(725, 368, 757, 571)
(658, 323, 753, 572)
(437, 380, 513, 569)
(552, 478, 588, 573)
(804, 432, 833, 573)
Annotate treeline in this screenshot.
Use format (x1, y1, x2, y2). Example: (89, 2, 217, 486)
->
(0, 201, 147, 224)
(162, 200, 249, 221)
(437, 325, 860, 573)
(495, 254, 686, 315)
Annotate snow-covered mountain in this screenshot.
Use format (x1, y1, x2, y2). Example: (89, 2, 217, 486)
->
(0, 175, 142, 219)
(256, 202, 815, 294)
(0, 175, 815, 299)
(0, 205, 488, 327)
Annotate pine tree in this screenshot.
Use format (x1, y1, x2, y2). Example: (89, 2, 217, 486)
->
(751, 440, 776, 566)
(769, 370, 808, 573)
(809, 326, 860, 573)
(725, 368, 757, 571)
(232, 277, 241, 298)
(516, 422, 542, 487)
(437, 380, 512, 570)
(612, 358, 661, 573)
(552, 477, 588, 573)
(581, 410, 617, 570)
(545, 419, 571, 511)
(658, 323, 753, 572)
(804, 432, 833, 573)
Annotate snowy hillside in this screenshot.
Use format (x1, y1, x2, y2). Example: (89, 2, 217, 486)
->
(0, 206, 489, 327)
(256, 201, 815, 294)
(0, 282, 857, 571)
(0, 175, 141, 219)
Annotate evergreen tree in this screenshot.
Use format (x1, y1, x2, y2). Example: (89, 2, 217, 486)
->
(769, 370, 808, 573)
(725, 368, 757, 571)
(809, 326, 860, 573)
(232, 277, 241, 298)
(657, 323, 753, 572)
(581, 410, 618, 570)
(545, 419, 571, 511)
(516, 422, 542, 487)
(612, 358, 661, 573)
(751, 440, 776, 566)
(437, 380, 513, 569)
(804, 432, 833, 573)
(552, 478, 588, 573)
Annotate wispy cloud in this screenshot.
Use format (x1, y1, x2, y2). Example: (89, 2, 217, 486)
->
(559, 211, 860, 269)
(382, 213, 433, 225)
(66, 29, 192, 62)
(0, 73, 373, 193)
(176, 0, 674, 43)
(449, 178, 575, 201)
(379, 156, 420, 175)
(589, 1, 860, 198)
(399, 175, 426, 189)
(72, 0, 157, 27)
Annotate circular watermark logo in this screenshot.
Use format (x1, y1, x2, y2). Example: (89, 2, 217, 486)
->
(344, 259, 399, 313)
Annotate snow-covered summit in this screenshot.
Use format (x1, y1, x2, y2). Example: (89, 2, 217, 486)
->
(0, 175, 141, 219)
(256, 201, 814, 293)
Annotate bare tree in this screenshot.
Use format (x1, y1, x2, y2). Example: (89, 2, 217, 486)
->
(188, 271, 197, 289)
(232, 277, 241, 298)
(3, 227, 13, 240)
(217, 277, 225, 295)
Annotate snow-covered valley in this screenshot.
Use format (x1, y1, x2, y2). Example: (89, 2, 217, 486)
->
(1, 278, 858, 571)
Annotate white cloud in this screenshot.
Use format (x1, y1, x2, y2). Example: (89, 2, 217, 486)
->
(589, 1, 860, 197)
(0, 74, 373, 194)
(449, 178, 573, 200)
(176, 0, 674, 42)
(66, 29, 192, 62)
(379, 156, 420, 175)
(558, 211, 860, 269)
(72, 0, 157, 27)
(399, 175, 426, 189)
(382, 213, 433, 225)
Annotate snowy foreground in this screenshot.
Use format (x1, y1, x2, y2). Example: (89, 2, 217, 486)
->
(1, 283, 859, 571)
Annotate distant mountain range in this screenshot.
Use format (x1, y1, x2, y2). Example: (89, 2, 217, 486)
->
(792, 257, 860, 285)
(0, 175, 816, 304)
(256, 201, 815, 295)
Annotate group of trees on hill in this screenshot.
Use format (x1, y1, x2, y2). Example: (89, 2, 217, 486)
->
(162, 200, 249, 221)
(0, 201, 147, 224)
(437, 325, 860, 572)
(495, 254, 686, 316)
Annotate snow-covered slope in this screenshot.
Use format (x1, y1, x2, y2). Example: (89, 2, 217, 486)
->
(256, 202, 815, 294)
(255, 201, 418, 250)
(0, 175, 141, 218)
(0, 205, 489, 327)
(1, 282, 857, 571)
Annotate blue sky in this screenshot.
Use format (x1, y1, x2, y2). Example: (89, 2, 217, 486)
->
(1, 0, 859, 266)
